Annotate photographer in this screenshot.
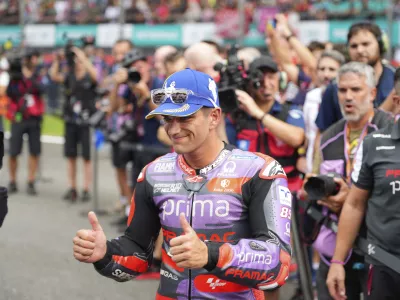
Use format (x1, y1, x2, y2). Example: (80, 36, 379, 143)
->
(303, 62, 392, 300)
(327, 68, 400, 300)
(7, 50, 45, 196)
(226, 56, 305, 192)
(50, 46, 98, 202)
(109, 48, 164, 229)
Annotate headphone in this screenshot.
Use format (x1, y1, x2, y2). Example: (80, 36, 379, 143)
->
(347, 21, 387, 55)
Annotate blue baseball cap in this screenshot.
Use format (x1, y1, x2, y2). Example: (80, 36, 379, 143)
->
(145, 68, 220, 119)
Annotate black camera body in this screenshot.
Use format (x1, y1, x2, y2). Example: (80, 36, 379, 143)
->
(120, 49, 144, 84)
(214, 45, 263, 114)
(63, 34, 95, 67)
(304, 172, 341, 201)
(107, 119, 137, 144)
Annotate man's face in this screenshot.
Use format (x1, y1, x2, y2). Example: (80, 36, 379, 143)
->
(84, 45, 95, 58)
(256, 70, 279, 103)
(348, 30, 380, 66)
(337, 72, 376, 122)
(132, 60, 150, 83)
(112, 41, 131, 64)
(317, 57, 341, 86)
(163, 108, 220, 154)
(165, 58, 187, 77)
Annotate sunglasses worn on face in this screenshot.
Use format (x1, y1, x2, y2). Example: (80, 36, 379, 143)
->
(151, 88, 217, 107)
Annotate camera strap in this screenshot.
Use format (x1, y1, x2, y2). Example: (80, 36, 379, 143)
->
(298, 199, 400, 274)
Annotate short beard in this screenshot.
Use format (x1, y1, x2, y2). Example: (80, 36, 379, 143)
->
(340, 97, 372, 123)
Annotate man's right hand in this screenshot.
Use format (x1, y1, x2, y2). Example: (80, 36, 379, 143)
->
(113, 68, 128, 85)
(73, 211, 107, 263)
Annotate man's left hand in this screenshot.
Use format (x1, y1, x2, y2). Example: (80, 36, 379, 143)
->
(169, 213, 208, 269)
(130, 80, 150, 107)
(318, 177, 349, 214)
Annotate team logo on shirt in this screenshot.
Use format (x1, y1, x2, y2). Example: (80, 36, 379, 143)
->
(259, 159, 286, 180)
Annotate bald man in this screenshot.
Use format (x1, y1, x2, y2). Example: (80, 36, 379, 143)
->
(184, 42, 222, 79)
(154, 45, 177, 78)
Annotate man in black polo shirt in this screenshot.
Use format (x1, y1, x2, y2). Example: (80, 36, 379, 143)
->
(327, 68, 400, 300)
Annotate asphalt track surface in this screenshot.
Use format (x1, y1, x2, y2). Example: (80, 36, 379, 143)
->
(0, 142, 297, 300)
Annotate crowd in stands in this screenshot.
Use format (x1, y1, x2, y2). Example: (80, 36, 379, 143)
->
(0, 0, 395, 25)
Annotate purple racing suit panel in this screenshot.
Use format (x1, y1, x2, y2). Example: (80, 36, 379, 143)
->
(204, 175, 292, 291)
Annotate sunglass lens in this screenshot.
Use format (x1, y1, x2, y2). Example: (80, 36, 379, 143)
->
(171, 92, 188, 104)
(152, 92, 166, 104)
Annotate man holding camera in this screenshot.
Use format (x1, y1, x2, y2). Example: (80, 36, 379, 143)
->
(50, 46, 98, 202)
(305, 62, 392, 299)
(110, 48, 164, 229)
(7, 50, 44, 195)
(326, 68, 400, 300)
(0, 126, 7, 228)
(226, 56, 305, 192)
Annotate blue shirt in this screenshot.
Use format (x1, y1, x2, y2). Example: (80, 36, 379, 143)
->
(315, 64, 395, 132)
(123, 77, 164, 145)
(226, 101, 305, 147)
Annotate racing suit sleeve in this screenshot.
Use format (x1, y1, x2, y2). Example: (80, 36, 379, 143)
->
(93, 169, 161, 282)
(204, 166, 292, 290)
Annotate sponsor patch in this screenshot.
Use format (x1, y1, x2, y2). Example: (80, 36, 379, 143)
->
(154, 162, 175, 173)
(154, 183, 182, 193)
(228, 154, 257, 161)
(278, 186, 292, 207)
(249, 241, 266, 251)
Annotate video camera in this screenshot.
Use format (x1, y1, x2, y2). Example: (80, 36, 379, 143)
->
(120, 49, 144, 84)
(214, 45, 263, 113)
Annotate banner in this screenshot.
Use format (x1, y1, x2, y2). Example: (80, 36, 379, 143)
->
(0, 20, 398, 49)
(182, 23, 217, 47)
(25, 25, 56, 47)
(56, 25, 97, 46)
(298, 21, 329, 45)
(132, 24, 182, 47)
(0, 26, 21, 47)
(96, 24, 132, 48)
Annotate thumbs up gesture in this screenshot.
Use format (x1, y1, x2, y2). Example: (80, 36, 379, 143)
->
(169, 213, 209, 269)
(73, 211, 107, 263)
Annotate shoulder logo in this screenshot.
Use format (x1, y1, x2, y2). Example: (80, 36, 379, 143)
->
(259, 160, 286, 180)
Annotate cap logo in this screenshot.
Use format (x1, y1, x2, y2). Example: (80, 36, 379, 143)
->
(208, 78, 217, 102)
(163, 104, 190, 113)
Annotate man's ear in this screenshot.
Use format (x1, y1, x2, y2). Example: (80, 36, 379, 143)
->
(370, 87, 377, 103)
(209, 108, 222, 130)
(393, 94, 400, 115)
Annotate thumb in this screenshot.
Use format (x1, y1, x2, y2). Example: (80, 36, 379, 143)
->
(179, 213, 192, 234)
(88, 211, 103, 232)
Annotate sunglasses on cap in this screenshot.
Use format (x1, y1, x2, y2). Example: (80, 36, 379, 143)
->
(150, 88, 218, 108)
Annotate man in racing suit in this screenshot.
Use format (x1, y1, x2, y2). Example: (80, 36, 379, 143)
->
(73, 69, 292, 299)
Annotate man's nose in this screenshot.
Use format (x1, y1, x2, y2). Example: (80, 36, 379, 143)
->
(167, 119, 181, 134)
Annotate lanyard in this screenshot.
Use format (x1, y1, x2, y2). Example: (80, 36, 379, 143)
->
(343, 113, 373, 183)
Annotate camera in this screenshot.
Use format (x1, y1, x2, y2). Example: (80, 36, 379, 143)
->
(120, 49, 144, 84)
(304, 173, 341, 201)
(214, 45, 263, 113)
(8, 56, 23, 81)
(63, 34, 95, 67)
(107, 119, 137, 143)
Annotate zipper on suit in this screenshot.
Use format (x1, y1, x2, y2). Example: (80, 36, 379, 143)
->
(187, 190, 195, 299)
